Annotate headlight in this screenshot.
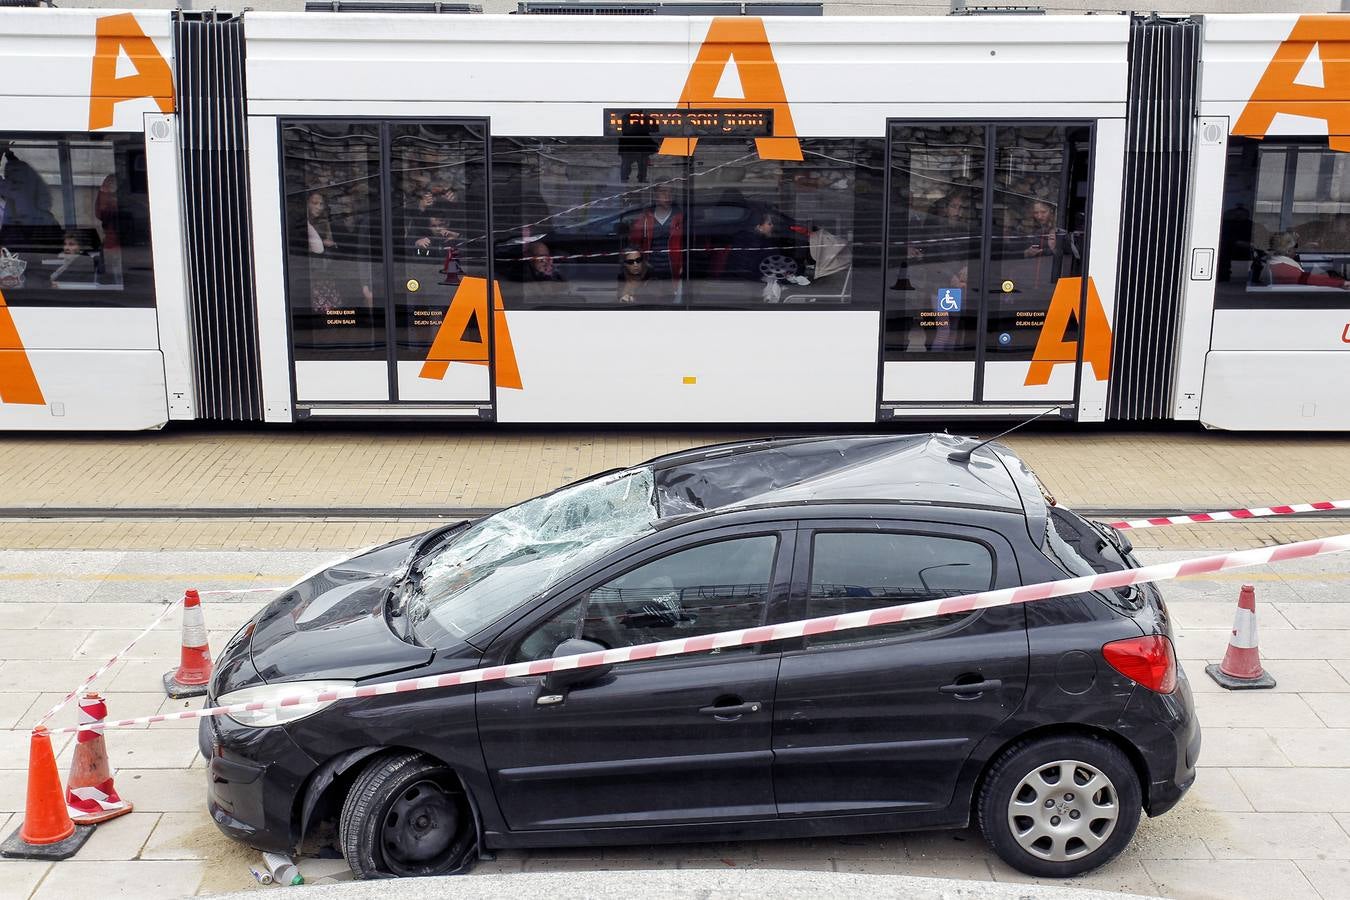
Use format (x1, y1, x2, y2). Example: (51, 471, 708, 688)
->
(219, 681, 356, 728)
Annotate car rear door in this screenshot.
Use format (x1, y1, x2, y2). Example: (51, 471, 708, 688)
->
(771, 517, 1029, 817)
(475, 524, 794, 832)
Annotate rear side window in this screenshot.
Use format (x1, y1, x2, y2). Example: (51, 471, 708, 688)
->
(1042, 507, 1143, 612)
(806, 532, 994, 647)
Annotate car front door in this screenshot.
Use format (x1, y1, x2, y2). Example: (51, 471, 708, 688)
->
(476, 526, 793, 832)
(772, 518, 1029, 818)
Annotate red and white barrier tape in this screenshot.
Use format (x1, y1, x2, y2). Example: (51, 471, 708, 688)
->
(35, 587, 284, 727)
(1107, 499, 1350, 530)
(35, 601, 180, 727)
(199, 587, 287, 595)
(51, 531, 1350, 735)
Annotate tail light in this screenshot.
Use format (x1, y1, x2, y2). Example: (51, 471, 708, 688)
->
(1102, 635, 1177, 694)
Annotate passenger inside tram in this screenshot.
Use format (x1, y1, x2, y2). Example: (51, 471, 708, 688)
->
(1263, 231, 1350, 290)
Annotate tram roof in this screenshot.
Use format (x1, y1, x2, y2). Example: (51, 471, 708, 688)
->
(648, 433, 1034, 518)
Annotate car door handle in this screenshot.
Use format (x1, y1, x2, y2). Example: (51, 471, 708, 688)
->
(939, 679, 1002, 695)
(698, 701, 762, 717)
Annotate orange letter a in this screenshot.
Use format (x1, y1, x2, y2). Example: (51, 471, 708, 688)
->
(420, 278, 522, 390)
(89, 13, 175, 131)
(1025, 277, 1112, 387)
(0, 289, 45, 406)
(660, 17, 801, 162)
(1233, 15, 1350, 152)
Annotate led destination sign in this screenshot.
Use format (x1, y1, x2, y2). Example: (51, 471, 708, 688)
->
(604, 109, 775, 138)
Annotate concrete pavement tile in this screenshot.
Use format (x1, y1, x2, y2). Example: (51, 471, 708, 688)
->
(0, 583, 104, 605)
(1270, 729, 1350, 767)
(38, 603, 171, 630)
(1172, 601, 1293, 630)
(295, 857, 355, 882)
(204, 601, 269, 633)
(1191, 693, 1323, 730)
(1232, 768, 1350, 812)
(522, 858, 679, 872)
(1333, 660, 1350, 685)
(626, 842, 758, 862)
(683, 858, 831, 872)
(0, 660, 125, 694)
(0, 629, 88, 661)
(1144, 859, 1320, 900)
(1202, 812, 1350, 859)
(1193, 728, 1291, 767)
(0, 606, 58, 629)
(1186, 659, 1350, 694)
(141, 811, 224, 860)
(0, 771, 26, 812)
(74, 628, 201, 661)
(1178, 768, 1253, 812)
(114, 551, 318, 579)
(1306, 694, 1350, 728)
(0, 695, 40, 731)
(110, 769, 208, 812)
(1168, 580, 1306, 607)
(1297, 860, 1350, 900)
(990, 856, 1160, 896)
(0, 551, 125, 577)
(1277, 603, 1350, 630)
(76, 811, 159, 861)
(836, 858, 991, 881)
(55, 729, 198, 771)
(30, 859, 205, 900)
(1259, 629, 1350, 660)
(902, 828, 988, 861)
(463, 859, 526, 875)
(1119, 802, 1214, 860)
(151, 696, 210, 730)
(0, 729, 72, 770)
(104, 660, 178, 693)
(0, 861, 52, 900)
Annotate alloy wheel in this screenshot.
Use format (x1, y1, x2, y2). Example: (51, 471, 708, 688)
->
(1006, 759, 1120, 862)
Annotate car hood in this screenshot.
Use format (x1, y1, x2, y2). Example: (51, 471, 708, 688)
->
(247, 536, 436, 684)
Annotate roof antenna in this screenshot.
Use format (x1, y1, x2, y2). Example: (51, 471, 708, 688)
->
(947, 407, 1059, 463)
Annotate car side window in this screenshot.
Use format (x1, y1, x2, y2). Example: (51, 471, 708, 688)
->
(511, 535, 778, 663)
(806, 531, 994, 648)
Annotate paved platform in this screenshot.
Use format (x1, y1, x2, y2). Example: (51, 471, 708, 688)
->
(1, 425, 1349, 551)
(0, 547, 1348, 899)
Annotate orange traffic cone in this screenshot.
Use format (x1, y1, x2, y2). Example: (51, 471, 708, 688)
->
(163, 589, 212, 699)
(0, 727, 95, 860)
(66, 694, 133, 825)
(1206, 584, 1277, 690)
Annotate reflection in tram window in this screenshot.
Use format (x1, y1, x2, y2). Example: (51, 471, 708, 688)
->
(490, 137, 883, 309)
(985, 125, 1091, 363)
(0, 132, 155, 308)
(280, 121, 385, 361)
(884, 125, 986, 360)
(389, 123, 488, 362)
(1217, 138, 1350, 306)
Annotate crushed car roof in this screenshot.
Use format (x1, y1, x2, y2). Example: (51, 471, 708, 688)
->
(650, 433, 1034, 518)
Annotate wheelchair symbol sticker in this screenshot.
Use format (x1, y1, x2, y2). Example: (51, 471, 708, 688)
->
(936, 288, 963, 312)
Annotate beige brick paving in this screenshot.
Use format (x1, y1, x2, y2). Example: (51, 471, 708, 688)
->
(1, 428, 1348, 514)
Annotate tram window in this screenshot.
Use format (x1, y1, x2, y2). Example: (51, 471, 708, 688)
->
(280, 122, 386, 361)
(0, 133, 155, 308)
(490, 136, 883, 309)
(389, 123, 489, 363)
(1217, 137, 1350, 307)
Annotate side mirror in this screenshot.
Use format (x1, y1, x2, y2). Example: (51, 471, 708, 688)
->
(541, 638, 612, 693)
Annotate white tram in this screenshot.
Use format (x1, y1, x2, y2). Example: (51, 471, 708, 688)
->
(0, 8, 1344, 429)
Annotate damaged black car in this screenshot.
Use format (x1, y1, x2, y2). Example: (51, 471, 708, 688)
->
(201, 433, 1197, 880)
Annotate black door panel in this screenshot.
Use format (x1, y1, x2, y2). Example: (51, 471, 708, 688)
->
(772, 520, 1029, 818)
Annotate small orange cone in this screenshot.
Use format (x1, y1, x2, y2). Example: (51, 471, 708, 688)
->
(0, 727, 95, 860)
(1206, 584, 1277, 690)
(163, 589, 212, 699)
(66, 694, 133, 825)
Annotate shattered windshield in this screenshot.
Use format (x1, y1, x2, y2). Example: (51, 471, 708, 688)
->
(406, 468, 659, 647)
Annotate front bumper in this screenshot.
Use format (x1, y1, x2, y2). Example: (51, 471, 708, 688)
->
(199, 711, 318, 854)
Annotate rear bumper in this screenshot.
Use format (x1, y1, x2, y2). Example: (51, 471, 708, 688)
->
(1117, 672, 1199, 817)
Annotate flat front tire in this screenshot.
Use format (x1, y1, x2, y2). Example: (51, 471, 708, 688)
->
(977, 735, 1142, 878)
(339, 752, 475, 879)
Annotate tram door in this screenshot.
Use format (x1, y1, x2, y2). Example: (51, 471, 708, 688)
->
(880, 123, 1092, 408)
(282, 120, 493, 412)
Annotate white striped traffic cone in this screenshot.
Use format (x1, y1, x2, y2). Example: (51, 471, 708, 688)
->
(163, 589, 212, 699)
(1206, 584, 1276, 690)
(66, 694, 133, 825)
